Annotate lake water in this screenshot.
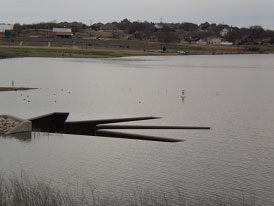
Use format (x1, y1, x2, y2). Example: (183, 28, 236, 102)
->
(0, 55, 274, 205)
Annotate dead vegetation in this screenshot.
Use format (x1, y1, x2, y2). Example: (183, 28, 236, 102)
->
(0, 172, 257, 206)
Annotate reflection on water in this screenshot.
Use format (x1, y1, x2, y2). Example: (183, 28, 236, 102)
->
(1, 55, 274, 205)
(181, 96, 185, 104)
(4, 132, 32, 142)
(1, 132, 56, 143)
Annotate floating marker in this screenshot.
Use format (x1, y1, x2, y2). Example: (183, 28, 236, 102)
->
(181, 89, 185, 98)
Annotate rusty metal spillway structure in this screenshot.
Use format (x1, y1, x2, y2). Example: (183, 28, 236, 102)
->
(2, 112, 210, 143)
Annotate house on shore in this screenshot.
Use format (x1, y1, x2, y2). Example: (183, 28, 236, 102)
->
(154, 23, 163, 31)
(195, 36, 232, 45)
(207, 36, 223, 45)
(52, 28, 73, 38)
(220, 27, 230, 37)
(0, 24, 14, 38)
(220, 41, 233, 46)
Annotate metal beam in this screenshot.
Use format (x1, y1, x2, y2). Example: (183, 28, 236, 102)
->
(96, 125, 210, 130)
(64, 116, 161, 136)
(29, 112, 69, 133)
(66, 116, 161, 124)
(95, 130, 183, 142)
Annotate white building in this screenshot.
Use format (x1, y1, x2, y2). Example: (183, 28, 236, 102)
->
(207, 37, 222, 45)
(220, 41, 233, 45)
(154, 23, 163, 30)
(220, 27, 230, 37)
(53, 28, 72, 33)
(52, 28, 73, 38)
(0, 24, 13, 32)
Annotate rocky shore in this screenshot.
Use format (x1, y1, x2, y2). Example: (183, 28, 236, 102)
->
(0, 117, 19, 135)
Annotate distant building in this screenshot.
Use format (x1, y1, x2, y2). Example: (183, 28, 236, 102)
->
(196, 39, 207, 45)
(154, 23, 163, 30)
(52, 28, 73, 38)
(0, 23, 14, 38)
(207, 37, 222, 45)
(220, 27, 230, 37)
(220, 41, 233, 46)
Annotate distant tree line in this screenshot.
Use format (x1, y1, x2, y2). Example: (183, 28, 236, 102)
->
(13, 22, 86, 33)
(93, 19, 274, 44)
(11, 19, 274, 44)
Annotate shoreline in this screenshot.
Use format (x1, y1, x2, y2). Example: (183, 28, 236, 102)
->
(0, 44, 273, 59)
(0, 87, 37, 92)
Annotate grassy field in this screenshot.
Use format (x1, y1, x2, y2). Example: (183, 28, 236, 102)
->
(0, 46, 145, 58)
(1, 38, 274, 59)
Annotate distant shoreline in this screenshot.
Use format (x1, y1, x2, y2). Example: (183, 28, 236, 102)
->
(0, 46, 145, 59)
(0, 43, 273, 59)
(0, 87, 37, 92)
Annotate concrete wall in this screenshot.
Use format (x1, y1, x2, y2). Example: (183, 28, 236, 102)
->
(29, 112, 69, 133)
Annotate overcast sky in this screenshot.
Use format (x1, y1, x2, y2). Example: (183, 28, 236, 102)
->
(1, 0, 273, 29)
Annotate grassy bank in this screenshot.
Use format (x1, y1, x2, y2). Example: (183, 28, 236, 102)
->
(0, 172, 257, 206)
(0, 45, 242, 59)
(0, 46, 145, 59)
(1, 43, 274, 59)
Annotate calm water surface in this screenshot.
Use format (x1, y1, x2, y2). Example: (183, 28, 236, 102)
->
(0, 55, 274, 205)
